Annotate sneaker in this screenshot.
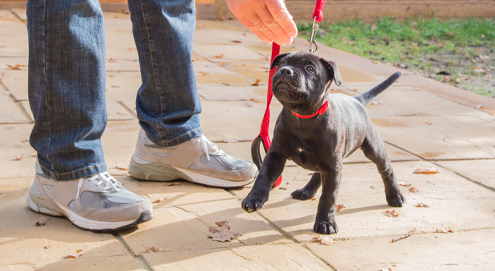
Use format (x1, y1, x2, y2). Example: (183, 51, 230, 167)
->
(27, 164, 153, 231)
(128, 129, 258, 188)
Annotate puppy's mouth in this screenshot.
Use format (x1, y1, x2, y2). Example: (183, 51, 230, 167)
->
(273, 81, 302, 102)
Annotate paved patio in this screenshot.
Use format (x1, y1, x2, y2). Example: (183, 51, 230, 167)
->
(1, 9, 495, 271)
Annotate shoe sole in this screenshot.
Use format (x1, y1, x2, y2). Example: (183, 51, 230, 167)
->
(129, 156, 255, 188)
(27, 185, 153, 232)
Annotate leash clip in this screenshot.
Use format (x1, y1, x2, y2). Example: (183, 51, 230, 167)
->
(307, 17, 319, 54)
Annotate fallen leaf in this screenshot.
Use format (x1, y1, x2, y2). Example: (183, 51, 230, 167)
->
(35, 217, 47, 226)
(311, 234, 334, 246)
(108, 58, 117, 63)
(416, 202, 429, 207)
(0, 188, 4, 195)
(208, 220, 239, 242)
(398, 181, 411, 187)
(116, 112, 126, 116)
(6, 64, 27, 70)
(476, 104, 484, 109)
(21, 139, 29, 143)
(163, 182, 181, 187)
(252, 79, 262, 86)
(15, 155, 24, 161)
(214, 54, 224, 59)
(222, 82, 231, 86)
(279, 187, 287, 190)
(220, 62, 231, 67)
(66, 249, 84, 259)
(409, 187, 419, 193)
(370, 185, 375, 189)
(413, 167, 439, 174)
(436, 228, 453, 233)
(426, 121, 432, 125)
(115, 164, 127, 171)
(336, 204, 345, 213)
(144, 245, 169, 253)
(250, 98, 263, 103)
(231, 39, 242, 43)
(370, 100, 382, 105)
(378, 269, 392, 271)
(311, 197, 316, 201)
(222, 138, 239, 143)
(152, 197, 167, 203)
(352, 89, 358, 92)
(383, 210, 399, 217)
(391, 228, 415, 243)
(371, 60, 379, 64)
(44, 245, 50, 249)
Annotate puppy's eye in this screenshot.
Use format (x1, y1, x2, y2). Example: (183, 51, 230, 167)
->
(306, 66, 315, 73)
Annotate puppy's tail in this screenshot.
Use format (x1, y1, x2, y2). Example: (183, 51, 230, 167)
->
(354, 71, 402, 106)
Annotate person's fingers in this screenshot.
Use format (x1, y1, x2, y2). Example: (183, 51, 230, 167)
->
(237, 16, 273, 45)
(256, 7, 293, 45)
(265, 0, 298, 38)
(241, 11, 285, 45)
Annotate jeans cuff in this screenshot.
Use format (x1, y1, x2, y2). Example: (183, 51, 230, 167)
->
(157, 127, 203, 147)
(39, 163, 108, 181)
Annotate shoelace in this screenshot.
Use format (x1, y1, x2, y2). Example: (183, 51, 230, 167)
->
(196, 135, 225, 161)
(76, 172, 121, 199)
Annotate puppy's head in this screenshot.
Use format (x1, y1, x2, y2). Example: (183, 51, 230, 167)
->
(271, 51, 341, 114)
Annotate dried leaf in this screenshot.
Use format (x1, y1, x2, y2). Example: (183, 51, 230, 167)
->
(222, 82, 232, 86)
(413, 167, 439, 174)
(398, 181, 411, 187)
(163, 182, 181, 187)
(44, 245, 50, 249)
(66, 249, 84, 259)
(391, 228, 415, 243)
(35, 217, 47, 226)
(409, 187, 419, 193)
(252, 79, 262, 86)
(311, 198, 316, 201)
(15, 155, 24, 161)
(371, 60, 379, 64)
(370, 100, 382, 105)
(222, 138, 239, 143)
(231, 39, 242, 43)
(108, 58, 117, 63)
(352, 89, 358, 92)
(152, 197, 167, 203)
(476, 104, 484, 109)
(250, 98, 263, 103)
(6, 64, 27, 70)
(416, 202, 429, 207)
(208, 220, 239, 242)
(311, 234, 334, 246)
(426, 121, 432, 125)
(21, 139, 29, 143)
(144, 245, 169, 252)
(308, 172, 314, 175)
(214, 54, 224, 59)
(436, 228, 453, 233)
(279, 187, 287, 190)
(336, 204, 345, 213)
(383, 210, 399, 217)
(115, 164, 127, 171)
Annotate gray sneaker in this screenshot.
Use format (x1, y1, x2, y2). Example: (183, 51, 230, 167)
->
(27, 164, 153, 231)
(128, 129, 257, 188)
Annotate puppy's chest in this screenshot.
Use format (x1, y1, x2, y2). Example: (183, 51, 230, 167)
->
(288, 138, 325, 171)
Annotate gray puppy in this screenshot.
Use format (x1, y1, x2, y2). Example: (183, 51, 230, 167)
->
(242, 51, 405, 234)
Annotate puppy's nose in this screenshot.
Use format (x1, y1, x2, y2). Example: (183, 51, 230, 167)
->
(278, 67, 293, 76)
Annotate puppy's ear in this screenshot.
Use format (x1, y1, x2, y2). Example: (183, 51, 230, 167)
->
(270, 53, 291, 70)
(320, 59, 342, 86)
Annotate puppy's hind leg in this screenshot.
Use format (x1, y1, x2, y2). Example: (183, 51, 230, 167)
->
(361, 131, 405, 207)
(291, 173, 321, 200)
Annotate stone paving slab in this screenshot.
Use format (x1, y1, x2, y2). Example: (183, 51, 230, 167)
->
(193, 43, 266, 63)
(0, 265, 34, 271)
(0, 10, 28, 57)
(436, 160, 495, 190)
(1, 70, 28, 101)
(0, 124, 35, 178)
(0, 88, 27, 123)
(307, 228, 495, 271)
(231, 161, 495, 242)
(144, 243, 331, 270)
(33, 255, 144, 271)
(372, 115, 495, 160)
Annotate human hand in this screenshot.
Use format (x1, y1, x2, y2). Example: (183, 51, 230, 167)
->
(226, 0, 298, 45)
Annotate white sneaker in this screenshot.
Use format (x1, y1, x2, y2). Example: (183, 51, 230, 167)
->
(27, 164, 153, 231)
(128, 129, 258, 188)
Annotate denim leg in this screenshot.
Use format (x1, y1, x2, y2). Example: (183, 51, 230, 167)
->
(27, 0, 107, 180)
(128, 0, 203, 147)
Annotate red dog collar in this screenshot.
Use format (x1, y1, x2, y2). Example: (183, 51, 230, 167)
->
(291, 101, 329, 119)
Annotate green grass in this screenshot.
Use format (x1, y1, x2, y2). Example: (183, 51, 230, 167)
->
(298, 17, 495, 96)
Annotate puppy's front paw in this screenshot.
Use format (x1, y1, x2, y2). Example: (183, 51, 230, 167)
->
(386, 189, 406, 207)
(241, 190, 268, 213)
(313, 219, 339, 235)
(291, 188, 317, 200)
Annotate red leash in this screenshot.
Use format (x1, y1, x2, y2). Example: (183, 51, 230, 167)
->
(251, 0, 326, 188)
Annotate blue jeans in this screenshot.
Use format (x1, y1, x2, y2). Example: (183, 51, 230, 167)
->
(27, 0, 203, 180)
